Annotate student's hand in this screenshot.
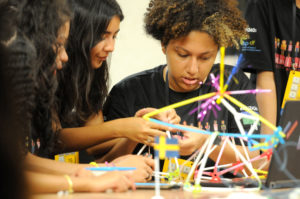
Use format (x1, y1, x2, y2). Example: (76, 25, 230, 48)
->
(178, 126, 209, 156)
(84, 171, 135, 192)
(135, 108, 181, 124)
(115, 117, 171, 146)
(111, 154, 154, 182)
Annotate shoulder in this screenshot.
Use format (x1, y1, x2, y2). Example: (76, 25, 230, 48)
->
(247, 0, 278, 8)
(247, 0, 286, 14)
(112, 65, 165, 89)
(8, 32, 36, 60)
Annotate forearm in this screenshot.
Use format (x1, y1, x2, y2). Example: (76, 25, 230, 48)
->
(58, 119, 126, 152)
(256, 71, 277, 135)
(26, 171, 90, 194)
(26, 171, 71, 193)
(95, 138, 138, 162)
(25, 153, 90, 175)
(86, 138, 121, 157)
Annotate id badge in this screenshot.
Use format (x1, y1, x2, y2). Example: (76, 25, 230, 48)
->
(54, 152, 79, 163)
(281, 70, 300, 111)
(162, 158, 194, 181)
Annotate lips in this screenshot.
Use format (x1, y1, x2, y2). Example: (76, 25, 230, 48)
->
(182, 77, 199, 85)
(97, 56, 107, 61)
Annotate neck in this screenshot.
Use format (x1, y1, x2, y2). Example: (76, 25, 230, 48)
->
(163, 66, 168, 82)
(297, 0, 300, 9)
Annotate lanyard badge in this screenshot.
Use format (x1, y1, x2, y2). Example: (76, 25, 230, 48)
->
(281, 70, 300, 113)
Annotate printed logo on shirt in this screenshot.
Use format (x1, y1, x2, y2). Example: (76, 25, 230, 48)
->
(240, 38, 261, 52)
(246, 27, 257, 33)
(240, 106, 258, 112)
(240, 106, 260, 126)
(241, 112, 259, 126)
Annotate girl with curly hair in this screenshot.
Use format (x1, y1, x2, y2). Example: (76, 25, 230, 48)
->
(103, 0, 260, 171)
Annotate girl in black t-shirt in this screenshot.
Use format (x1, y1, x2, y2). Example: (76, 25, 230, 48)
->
(104, 0, 260, 170)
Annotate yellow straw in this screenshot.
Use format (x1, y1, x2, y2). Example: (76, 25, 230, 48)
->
(219, 47, 225, 93)
(224, 94, 282, 134)
(143, 92, 216, 120)
(254, 169, 268, 175)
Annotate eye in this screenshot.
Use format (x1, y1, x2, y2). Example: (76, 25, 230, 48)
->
(178, 53, 189, 58)
(113, 34, 118, 39)
(199, 56, 211, 61)
(175, 47, 189, 58)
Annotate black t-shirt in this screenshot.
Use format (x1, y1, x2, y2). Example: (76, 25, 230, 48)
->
(103, 64, 259, 171)
(240, 0, 300, 124)
(104, 64, 258, 130)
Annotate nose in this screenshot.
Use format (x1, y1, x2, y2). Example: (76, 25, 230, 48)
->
(186, 57, 199, 75)
(104, 37, 115, 52)
(60, 48, 68, 63)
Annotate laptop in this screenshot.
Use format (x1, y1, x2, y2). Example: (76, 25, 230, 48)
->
(264, 100, 300, 189)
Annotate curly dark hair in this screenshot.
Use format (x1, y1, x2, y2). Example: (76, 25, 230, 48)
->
(144, 0, 248, 49)
(56, 0, 123, 127)
(19, 0, 72, 157)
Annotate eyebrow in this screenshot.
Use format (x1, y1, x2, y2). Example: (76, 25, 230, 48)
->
(175, 46, 213, 55)
(104, 29, 120, 35)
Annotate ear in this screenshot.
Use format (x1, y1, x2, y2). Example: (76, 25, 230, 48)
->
(161, 42, 166, 54)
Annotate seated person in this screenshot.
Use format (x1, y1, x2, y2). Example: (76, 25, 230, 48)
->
(103, 0, 260, 174)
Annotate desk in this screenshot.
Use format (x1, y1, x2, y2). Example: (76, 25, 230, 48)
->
(32, 189, 283, 199)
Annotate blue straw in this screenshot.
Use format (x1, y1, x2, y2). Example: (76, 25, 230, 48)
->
(86, 167, 136, 171)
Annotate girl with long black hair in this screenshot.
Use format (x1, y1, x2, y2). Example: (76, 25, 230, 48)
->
(11, 0, 135, 193)
(55, 0, 180, 161)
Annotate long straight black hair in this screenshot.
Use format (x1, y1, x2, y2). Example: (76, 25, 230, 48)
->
(56, 0, 124, 127)
(19, 0, 72, 157)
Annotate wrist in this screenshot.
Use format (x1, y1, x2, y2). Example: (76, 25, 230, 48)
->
(64, 175, 74, 193)
(72, 177, 89, 192)
(108, 119, 124, 138)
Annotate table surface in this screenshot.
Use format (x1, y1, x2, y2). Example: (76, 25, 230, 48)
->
(32, 187, 293, 199)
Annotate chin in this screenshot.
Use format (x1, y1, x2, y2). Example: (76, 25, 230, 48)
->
(93, 62, 103, 69)
(180, 84, 198, 91)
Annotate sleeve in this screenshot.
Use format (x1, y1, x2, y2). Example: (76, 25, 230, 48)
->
(240, 0, 274, 73)
(103, 84, 132, 121)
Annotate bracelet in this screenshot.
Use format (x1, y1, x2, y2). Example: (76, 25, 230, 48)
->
(89, 161, 99, 167)
(64, 175, 74, 194)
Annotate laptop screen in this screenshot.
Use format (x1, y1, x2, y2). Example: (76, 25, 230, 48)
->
(265, 100, 300, 189)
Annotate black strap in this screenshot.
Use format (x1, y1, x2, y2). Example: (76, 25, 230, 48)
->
(292, 0, 297, 44)
(292, 0, 297, 69)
